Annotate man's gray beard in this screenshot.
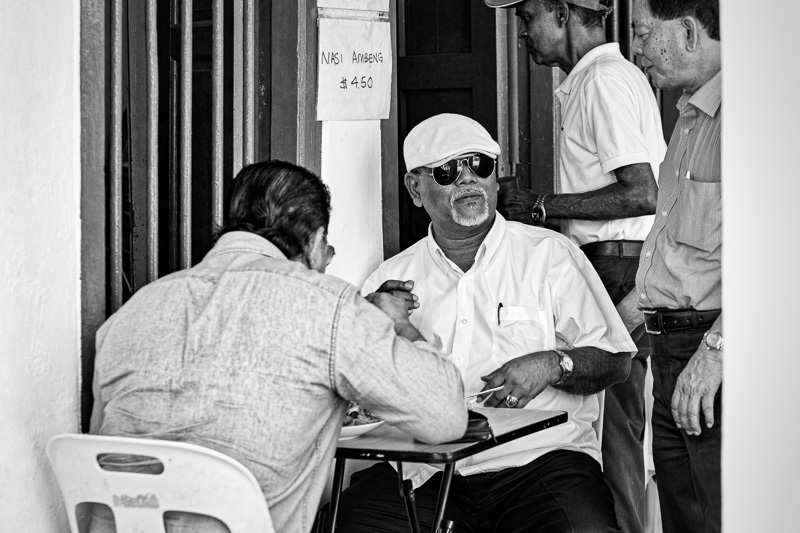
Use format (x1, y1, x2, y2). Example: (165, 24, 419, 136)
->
(450, 187, 490, 227)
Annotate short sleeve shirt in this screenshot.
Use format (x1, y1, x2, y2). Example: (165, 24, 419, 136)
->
(555, 43, 667, 245)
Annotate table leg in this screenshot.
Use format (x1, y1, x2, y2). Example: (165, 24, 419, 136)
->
(402, 478, 423, 533)
(431, 463, 456, 533)
(397, 462, 422, 533)
(328, 458, 346, 533)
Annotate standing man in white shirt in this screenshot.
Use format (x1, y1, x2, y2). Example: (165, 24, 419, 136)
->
(332, 113, 635, 533)
(485, 2, 667, 531)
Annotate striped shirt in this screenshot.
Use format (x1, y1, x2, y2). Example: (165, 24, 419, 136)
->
(635, 71, 722, 310)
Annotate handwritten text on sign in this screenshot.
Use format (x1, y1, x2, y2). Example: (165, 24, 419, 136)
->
(317, 16, 392, 121)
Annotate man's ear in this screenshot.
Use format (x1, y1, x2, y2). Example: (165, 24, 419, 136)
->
(304, 226, 326, 272)
(557, 0, 570, 25)
(404, 171, 425, 208)
(682, 16, 700, 52)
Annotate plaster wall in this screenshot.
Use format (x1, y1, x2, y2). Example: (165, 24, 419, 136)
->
(316, 0, 390, 290)
(322, 120, 385, 288)
(0, 0, 81, 530)
(720, 3, 800, 531)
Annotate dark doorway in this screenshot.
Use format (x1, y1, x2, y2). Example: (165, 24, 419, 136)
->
(396, 0, 498, 250)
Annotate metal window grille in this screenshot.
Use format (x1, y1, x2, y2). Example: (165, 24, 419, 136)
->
(108, 0, 254, 312)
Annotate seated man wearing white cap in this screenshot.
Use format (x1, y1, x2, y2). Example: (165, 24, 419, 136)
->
(333, 113, 636, 532)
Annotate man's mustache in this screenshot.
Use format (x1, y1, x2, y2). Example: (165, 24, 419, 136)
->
(451, 187, 487, 205)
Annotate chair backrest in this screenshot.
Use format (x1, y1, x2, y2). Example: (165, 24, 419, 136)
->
(46, 434, 275, 533)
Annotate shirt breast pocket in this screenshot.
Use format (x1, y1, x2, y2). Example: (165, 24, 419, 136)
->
(672, 179, 721, 253)
(492, 306, 550, 364)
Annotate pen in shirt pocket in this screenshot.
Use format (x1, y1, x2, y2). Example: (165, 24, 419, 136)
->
(497, 302, 503, 325)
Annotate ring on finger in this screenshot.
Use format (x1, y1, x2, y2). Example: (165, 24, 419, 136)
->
(504, 394, 519, 408)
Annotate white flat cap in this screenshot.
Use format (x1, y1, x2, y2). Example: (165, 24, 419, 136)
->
(484, 0, 525, 7)
(485, 0, 613, 14)
(403, 114, 501, 171)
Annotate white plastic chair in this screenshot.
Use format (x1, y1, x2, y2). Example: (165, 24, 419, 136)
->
(46, 434, 275, 533)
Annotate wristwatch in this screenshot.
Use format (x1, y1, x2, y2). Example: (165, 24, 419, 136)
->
(553, 349, 573, 386)
(531, 194, 548, 225)
(703, 330, 724, 351)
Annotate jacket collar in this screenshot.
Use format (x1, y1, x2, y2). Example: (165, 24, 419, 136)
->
(206, 231, 288, 260)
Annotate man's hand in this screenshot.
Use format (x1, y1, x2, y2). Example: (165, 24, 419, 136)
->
(671, 345, 722, 435)
(616, 289, 645, 334)
(498, 188, 540, 225)
(365, 290, 425, 343)
(365, 292, 413, 323)
(366, 279, 419, 315)
(479, 351, 561, 409)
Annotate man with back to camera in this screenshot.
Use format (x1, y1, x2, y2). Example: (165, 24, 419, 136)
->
(89, 160, 468, 533)
(484, 1, 667, 530)
(331, 113, 636, 532)
(617, 0, 722, 531)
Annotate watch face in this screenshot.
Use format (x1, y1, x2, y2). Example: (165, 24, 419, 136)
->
(562, 354, 574, 372)
(705, 331, 723, 349)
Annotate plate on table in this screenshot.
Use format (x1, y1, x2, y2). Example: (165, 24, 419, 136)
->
(339, 420, 385, 440)
(340, 401, 384, 440)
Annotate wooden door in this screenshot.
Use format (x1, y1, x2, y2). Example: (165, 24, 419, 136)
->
(395, 0, 498, 250)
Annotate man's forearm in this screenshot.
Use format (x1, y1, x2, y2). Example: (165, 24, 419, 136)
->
(555, 346, 631, 395)
(546, 181, 656, 220)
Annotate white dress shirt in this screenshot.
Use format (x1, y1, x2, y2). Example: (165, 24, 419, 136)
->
(362, 214, 636, 487)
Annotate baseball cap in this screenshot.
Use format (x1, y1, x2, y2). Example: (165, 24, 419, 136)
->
(403, 114, 501, 171)
(485, 0, 613, 15)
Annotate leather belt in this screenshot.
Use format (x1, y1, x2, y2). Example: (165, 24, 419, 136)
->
(580, 240, 643, 259)
(643, 308, 721, 335)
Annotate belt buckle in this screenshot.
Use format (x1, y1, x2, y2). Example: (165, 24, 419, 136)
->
(642, 308, 662, 335)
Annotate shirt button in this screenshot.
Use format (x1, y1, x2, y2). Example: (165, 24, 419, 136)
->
(675, 170, 679, 176)
(455, 357, 462, 364)
(461, 319, 468, 325)
(645, 251, 652, 258)
(640, 293, 646, 299)
(683, 128, 690, 134)
(661, 211, 668, 217)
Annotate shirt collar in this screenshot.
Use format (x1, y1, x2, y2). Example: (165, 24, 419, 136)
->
(207, 231, 287, 260)
(425, 213, 507, 273)
(677, 70, 722, 118)
(556, 42, 621, 96)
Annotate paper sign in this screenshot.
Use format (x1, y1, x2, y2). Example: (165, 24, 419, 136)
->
(316, 17, 392, 121)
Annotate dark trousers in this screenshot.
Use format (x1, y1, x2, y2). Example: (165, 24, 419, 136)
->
(585, 255, 649, 533)
(650, 328, 721, 533)
(327, 450, 619, 533)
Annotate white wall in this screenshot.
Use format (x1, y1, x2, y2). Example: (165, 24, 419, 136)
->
(721, 3, 799, 531)
(317, 0, 390, 289)
(0, 1, 81, 531)
(322, 120, 385, 288)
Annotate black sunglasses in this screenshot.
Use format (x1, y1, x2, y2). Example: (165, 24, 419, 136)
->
(419, 153, 496, 186)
